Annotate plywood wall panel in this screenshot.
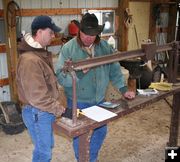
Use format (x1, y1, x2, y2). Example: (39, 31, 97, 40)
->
(128, 2, 150, 50)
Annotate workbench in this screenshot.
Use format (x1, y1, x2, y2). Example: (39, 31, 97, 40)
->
(54, 41, 180, 162)
(53, 85, 180, 162)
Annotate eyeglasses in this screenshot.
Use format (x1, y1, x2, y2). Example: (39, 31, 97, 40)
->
(49, 29, 55, 36)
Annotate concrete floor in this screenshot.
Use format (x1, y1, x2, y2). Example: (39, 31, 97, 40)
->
(0, 98, 179, 162)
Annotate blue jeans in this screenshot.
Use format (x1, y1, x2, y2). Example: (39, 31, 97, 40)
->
(67, 99, 107, 162)
(22, 105, 55, 162)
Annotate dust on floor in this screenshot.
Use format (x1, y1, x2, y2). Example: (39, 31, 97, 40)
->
(0, 98, 179, 162)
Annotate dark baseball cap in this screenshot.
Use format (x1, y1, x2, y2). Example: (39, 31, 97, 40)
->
(31, 15, 61, 32)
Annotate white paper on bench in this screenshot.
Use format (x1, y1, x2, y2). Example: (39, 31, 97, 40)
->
(81, 106, 117, 122)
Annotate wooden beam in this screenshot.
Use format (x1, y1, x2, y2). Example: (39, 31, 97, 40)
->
(149, 2, 156, 42)
(0, 78, 9, 86)
(3, 0, 18, 102)
(18, 8, 82, 16)
(0, 7, 117, 18)
(167, 2, 177, 42)
(118, 0, 129, 51)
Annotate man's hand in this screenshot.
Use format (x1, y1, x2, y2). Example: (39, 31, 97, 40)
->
(82, 68, 90, 73)
(55, 106, 66, 118)
(123, 91, 135, 100)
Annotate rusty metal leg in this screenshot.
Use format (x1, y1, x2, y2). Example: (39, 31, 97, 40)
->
(168, 92, 180, 146)
(168, 50, 174, 83)
(79, 131, 92, 162)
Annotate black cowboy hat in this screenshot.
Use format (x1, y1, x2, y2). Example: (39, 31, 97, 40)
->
(73, 13, 105, 36)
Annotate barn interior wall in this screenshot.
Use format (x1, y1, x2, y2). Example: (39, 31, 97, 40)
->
(0, 0, 118, 101)
(12, 0, 118, 34)
(128, 1, 150, 50)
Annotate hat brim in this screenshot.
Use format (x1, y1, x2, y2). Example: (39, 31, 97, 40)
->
(73, 20, 104, 36)
(51, 24, 61, 33)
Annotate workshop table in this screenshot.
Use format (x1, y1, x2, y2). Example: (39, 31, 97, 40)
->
(53, 85, 180, 162)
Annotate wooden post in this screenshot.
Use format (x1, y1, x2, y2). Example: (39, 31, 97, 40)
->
(168, 92, 180, 146)
(3, 0, 18, 101)
(118, 0, 129, 51)
(167, 2, 177, 42)
(149, 2, 156, 42)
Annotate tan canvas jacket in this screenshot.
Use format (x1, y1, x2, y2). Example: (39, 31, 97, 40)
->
(16, 39, 66, 116)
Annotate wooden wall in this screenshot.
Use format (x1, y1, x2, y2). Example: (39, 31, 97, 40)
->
(0, 0, 119, 101)
(128, 1, 150, 50)
(0, 0, 177, 101)
(0, 0, 118, 35)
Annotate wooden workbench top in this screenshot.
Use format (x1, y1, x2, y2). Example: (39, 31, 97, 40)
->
(53, 85, 180, 138)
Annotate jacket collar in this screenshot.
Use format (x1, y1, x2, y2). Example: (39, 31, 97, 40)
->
(18, 33, 54, 71)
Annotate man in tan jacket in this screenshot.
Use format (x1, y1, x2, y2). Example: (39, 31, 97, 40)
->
(16, 15, 66, 162)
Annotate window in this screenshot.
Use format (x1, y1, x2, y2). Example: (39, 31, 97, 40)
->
(87, 10, 115, 36)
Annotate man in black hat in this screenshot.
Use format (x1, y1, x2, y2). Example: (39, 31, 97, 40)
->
(56, 13, 135, 162)
(16, 15, 66, 162)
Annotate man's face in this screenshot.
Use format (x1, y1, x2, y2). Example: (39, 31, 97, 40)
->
(80, 31, 96, 47)
(37, 28, 55, 47)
